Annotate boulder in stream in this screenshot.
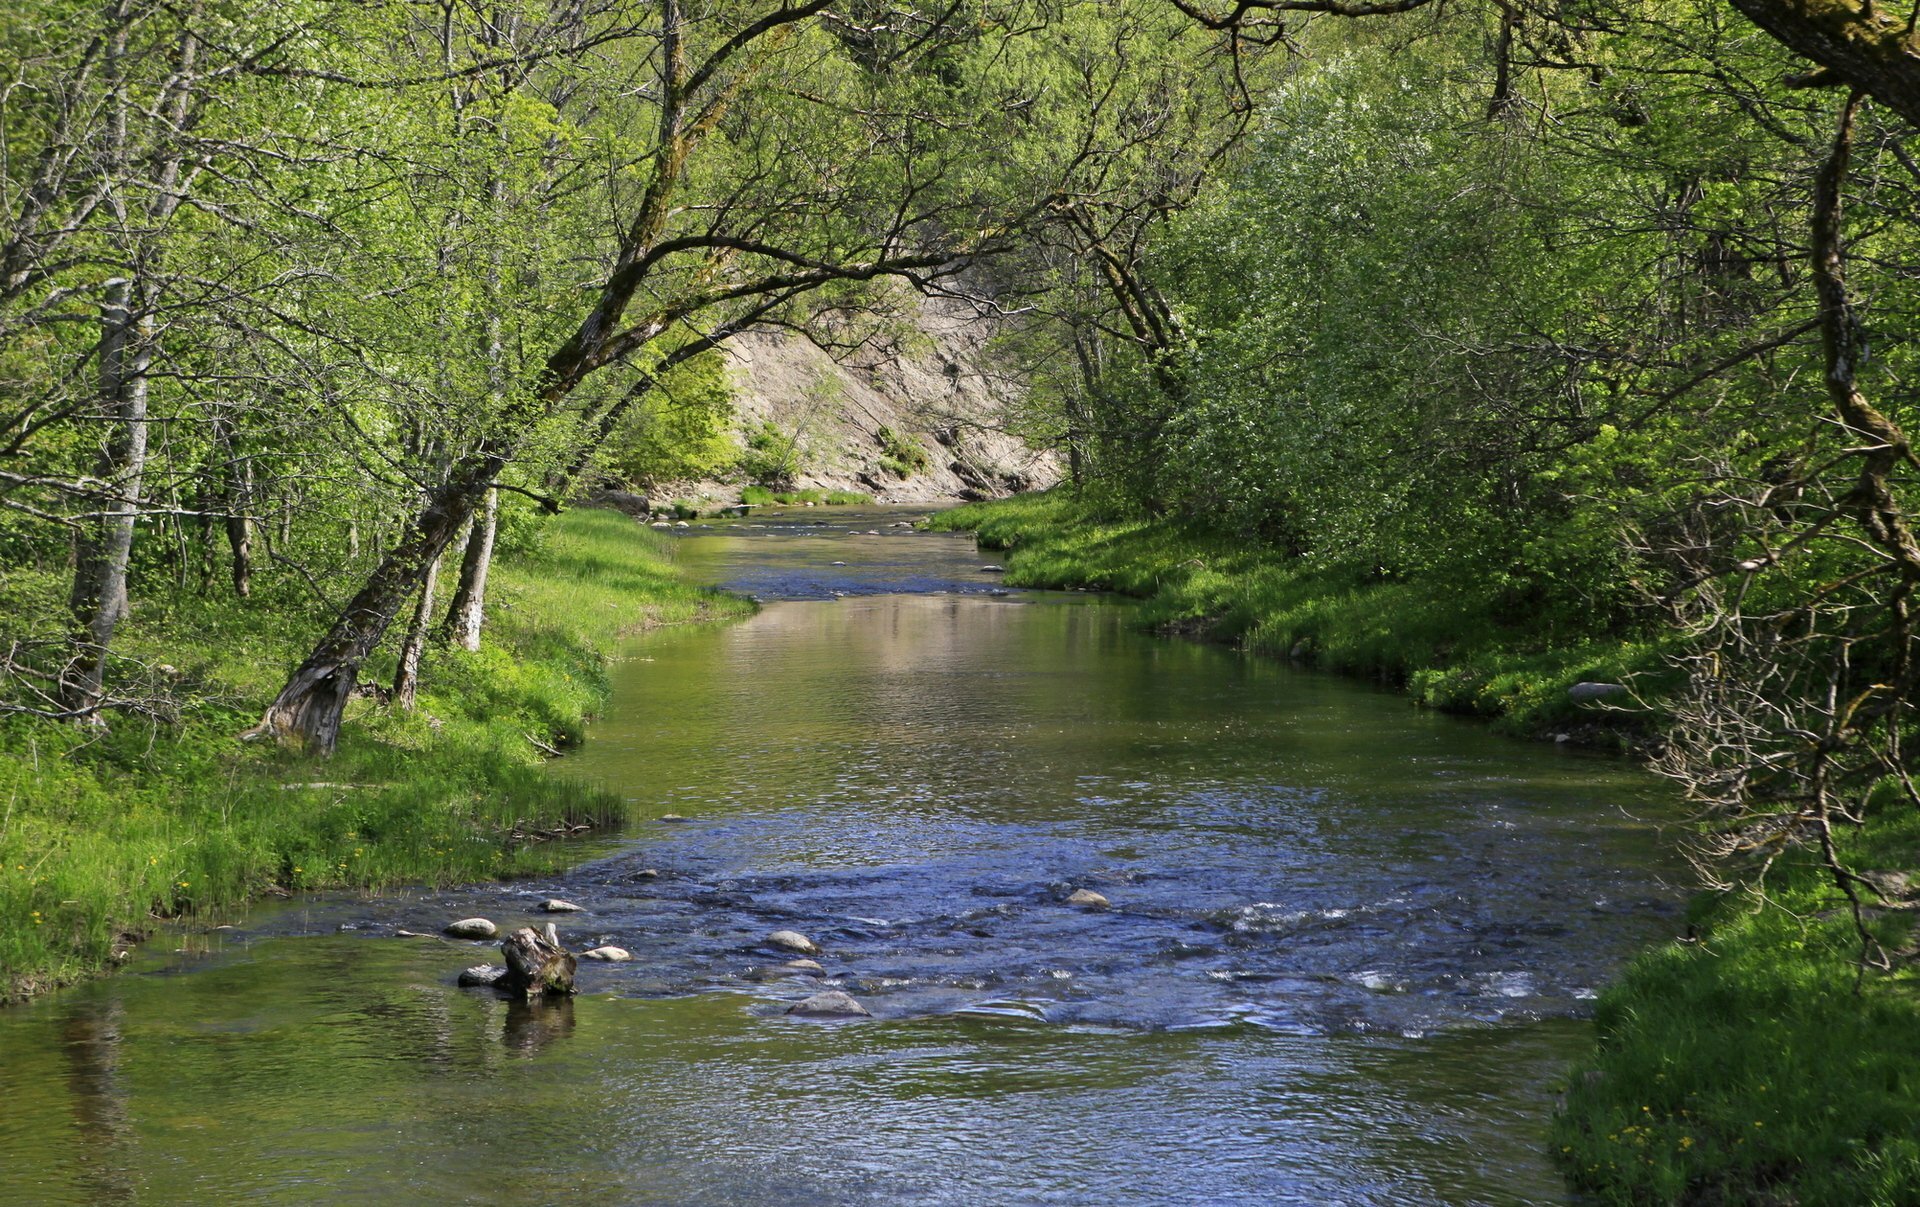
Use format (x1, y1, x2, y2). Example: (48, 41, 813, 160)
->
(787, 990, 871, 1018)
(783, 959, 826, 977)
(458, 964, 507, 988)
(582, 946, 632, 962)
(766, 929, 820, 955)
(445, 917, 498, 939)
(1066, 889, 1111, 909)
(539, 899, 585, 913)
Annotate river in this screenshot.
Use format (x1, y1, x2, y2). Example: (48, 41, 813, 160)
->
(0, 507, 1682, 1205)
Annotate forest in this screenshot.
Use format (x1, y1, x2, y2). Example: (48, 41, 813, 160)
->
(5, 0, 1920, 1201)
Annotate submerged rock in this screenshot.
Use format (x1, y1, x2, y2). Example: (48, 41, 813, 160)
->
(766, 929, 819, 955)
(458, 964, 507, 987)
(539, 899, 585, 913)
(445, 917, 498, 939)
(1066, 889, 1110, 909)
(787, 990, 871, 1018)
(582, 946, 632, 962)
(747, 958, 827, 982)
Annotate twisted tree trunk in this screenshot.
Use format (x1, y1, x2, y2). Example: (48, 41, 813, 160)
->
(502, 924, 576, 997)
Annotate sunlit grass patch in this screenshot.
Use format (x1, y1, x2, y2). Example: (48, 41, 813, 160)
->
(1554, 812, 1920, 1205)
(0, 507, 747, 1002)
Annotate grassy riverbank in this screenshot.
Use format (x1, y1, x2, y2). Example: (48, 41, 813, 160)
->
(929, 492, 1669, 739)
(0, 509, 748, 1002)
(1552, 826, 1920, 1204)
(935, 489, 1920, 1205)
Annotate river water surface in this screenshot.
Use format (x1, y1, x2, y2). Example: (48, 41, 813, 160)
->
(0, 508, 1682, 1205)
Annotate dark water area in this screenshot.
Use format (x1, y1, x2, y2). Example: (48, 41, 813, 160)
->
(0, 507, 1685, 1205)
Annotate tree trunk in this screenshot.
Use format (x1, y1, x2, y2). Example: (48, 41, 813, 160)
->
(444, 486, 497, 652)
(1811, 92, 1920, 584)
(1728, 0, 1920, 129)
(213, 415, 252, 598)
(391, 547, 442, 709)
(501, 924, 576, 997)
(60, 279, 153, 719)
(252, 452, 502, 753)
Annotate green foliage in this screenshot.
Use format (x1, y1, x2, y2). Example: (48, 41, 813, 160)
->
(598, 351, 738, 488)
(875, 425, 931, 478)
(0, 510, 749, 1001)
(737, 421, 806, 488)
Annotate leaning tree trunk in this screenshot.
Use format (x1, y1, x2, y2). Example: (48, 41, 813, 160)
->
(390, 547, 442, 709)
(252, 451, 505, 753)
(60, 279, 154, 719)
(442, 486, 497, 652)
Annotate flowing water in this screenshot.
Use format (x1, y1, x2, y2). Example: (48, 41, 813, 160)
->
(0, 508, 1684, 1205)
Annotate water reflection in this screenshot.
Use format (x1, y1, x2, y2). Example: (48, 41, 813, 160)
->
(500, 994, 576, 1055)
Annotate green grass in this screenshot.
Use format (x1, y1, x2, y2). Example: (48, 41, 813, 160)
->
(929, 491, 1670, 737)
(740, 485, 872, 506)
(1553, 810, 1920, 1205)
(0, 508, 751, 1002)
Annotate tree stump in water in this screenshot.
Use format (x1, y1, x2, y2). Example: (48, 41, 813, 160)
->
(501, 923, 576, 997)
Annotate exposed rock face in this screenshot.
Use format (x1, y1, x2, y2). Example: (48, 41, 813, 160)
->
(787, 990, 871, 1018)
(662, 293, 1058, 505)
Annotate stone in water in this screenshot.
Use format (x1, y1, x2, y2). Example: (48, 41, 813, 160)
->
(787, 990, 871, 1018)
(445, 917, 497, 939)
(766, 929, 819, 955)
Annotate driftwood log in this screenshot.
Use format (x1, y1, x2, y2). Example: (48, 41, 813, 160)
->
(501, 923, 576, 997)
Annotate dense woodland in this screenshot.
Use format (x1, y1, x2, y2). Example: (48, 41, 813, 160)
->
(7, 0, 1920, 1198)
